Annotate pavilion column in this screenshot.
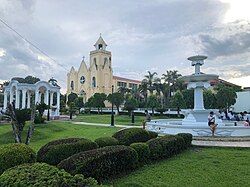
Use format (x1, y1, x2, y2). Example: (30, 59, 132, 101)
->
(50, 92, 54, 106)
(56, 91, 60, 116)
(15, 89, 20, 109)
(27, 91, 31, 108)
(22, 89, 27, 109)
(3, 90, 8, 109)
(10, 90, 13, 104)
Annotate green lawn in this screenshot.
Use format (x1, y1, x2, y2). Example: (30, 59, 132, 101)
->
(0, 121, 119, 151)
(74, 114, 168, 126)
(113, 147, 250, 187)
(0, 121, 249, 187)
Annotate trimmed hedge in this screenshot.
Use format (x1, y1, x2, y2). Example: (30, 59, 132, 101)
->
(112, 128, 151, 146)
(177, 133, 193, 147)
(58, 145, 138, 182)
(37, 138, 98, 165)
(0, 143, 36, 174)
(95, 136, 119, 147)
(130, 143, 150, 164)
(148, 131, 158, 139)
(0, 163, 97, 187)
(147, 134, 189, 160)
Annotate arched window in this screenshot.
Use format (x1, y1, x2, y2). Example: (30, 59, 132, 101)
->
(70, 81, 74, 90)
(92, 77, 96, 88)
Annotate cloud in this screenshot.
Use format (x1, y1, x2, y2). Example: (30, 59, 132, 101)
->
(0, 0, 249, 92)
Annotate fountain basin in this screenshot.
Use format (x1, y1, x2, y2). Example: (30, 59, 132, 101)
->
(181, 74, 218, 82)
(146, 120, 250, 137)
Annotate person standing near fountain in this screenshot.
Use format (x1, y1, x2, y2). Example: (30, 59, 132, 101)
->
(142, 110, 151, 129)
(208, 111, 217, 136)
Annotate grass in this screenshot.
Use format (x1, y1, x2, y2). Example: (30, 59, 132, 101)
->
(74, 114, 169, 126)
(0, 120, 249, 187)
(0, 121, 119, 151)
(113, 147, 250, 187)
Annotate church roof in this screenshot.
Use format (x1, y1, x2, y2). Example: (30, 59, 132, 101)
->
(94, 35, 107, 47)
(113, 76, 141, 84)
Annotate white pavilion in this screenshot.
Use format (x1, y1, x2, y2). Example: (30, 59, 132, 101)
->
(3, 80, 61, 117)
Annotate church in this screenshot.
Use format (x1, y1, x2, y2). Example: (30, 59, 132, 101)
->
(67, 35, 141, 102)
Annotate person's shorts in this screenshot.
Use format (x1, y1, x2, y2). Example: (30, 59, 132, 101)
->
(208, 122, 215, 126)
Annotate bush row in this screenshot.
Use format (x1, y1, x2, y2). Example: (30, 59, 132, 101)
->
(0, 163, 97, 187)
(0, 143, 36, 174)
(112, 128, 158, 146)
(147, 133, 192, 160)
(58, 145, 138, 182)
(37, 138, 98, 165)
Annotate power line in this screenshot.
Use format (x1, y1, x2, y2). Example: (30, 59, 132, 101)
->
(0, 17, 69, 72)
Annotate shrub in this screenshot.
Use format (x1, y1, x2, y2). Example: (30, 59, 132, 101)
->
(130, 143, 150, 164)
(95, 136, 119, 147)
(177, 133, 193, 147)
(0, 143, 36, 174)
(0, 163, 98, 187)
(147, 131, 158, 139)
(147, 136, 182, 160)
(58, 145, 138, 182)
(34, 113, 46, 124)
(15, 109, 31, 130)
(37, 138, 98, 165)
(112, 128, 151, 146)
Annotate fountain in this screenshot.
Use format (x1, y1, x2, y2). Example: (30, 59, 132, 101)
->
(146, 55, 250, 136)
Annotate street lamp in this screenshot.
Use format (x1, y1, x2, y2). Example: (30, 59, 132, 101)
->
(47, 90, 50, 121)
(111, 85, 114, 126)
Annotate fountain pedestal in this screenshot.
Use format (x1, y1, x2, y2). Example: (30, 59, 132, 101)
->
(146, 55, 250, 136)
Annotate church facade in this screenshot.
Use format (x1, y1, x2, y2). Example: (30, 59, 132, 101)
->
(66, 35, 141, 102)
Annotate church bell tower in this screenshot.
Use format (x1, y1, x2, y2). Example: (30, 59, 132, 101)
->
(89, 34, 113, 95)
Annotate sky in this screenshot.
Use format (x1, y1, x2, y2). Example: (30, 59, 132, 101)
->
(0, 0, 250, 93)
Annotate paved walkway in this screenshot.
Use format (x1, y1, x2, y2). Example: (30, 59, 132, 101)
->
(72, 121, 139, 128)
(192, 140, 250, 147)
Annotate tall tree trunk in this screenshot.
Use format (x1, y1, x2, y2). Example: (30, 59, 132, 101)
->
(25, 100, 36, 145)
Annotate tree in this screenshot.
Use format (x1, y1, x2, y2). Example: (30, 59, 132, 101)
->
(124, 97, 138, 116)
(215, 84, 237, 110)
(74, 97, 84, 112)
(204, 90, 217, 109)
(36, 103, 49, 117)
(67, 93, 78, 105)
(0, 94, 3, 107)
(87, 93, 107, 114)
(170, 91, 186, 109)
(182, 89, 194, 109)
(5, 100, 35, 144)
(12, 76, 40, 84)
(144, 71, 158, 95)
(138, 80, 148, 102)
(68, 102, 77, 120)
(147, 95, 160, 116)
(162, 70, 182, 103)
(107, 92, 124, 115)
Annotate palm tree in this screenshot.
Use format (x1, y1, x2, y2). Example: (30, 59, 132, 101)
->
(138, 79, 148, 102)
(162, 70, 182, 104)
(117, 86, 130, 96)
(144, 71, 158, 95)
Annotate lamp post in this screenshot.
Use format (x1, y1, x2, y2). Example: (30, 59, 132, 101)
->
(111, 85, 114, 126)
(47, 90, 50, 121)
